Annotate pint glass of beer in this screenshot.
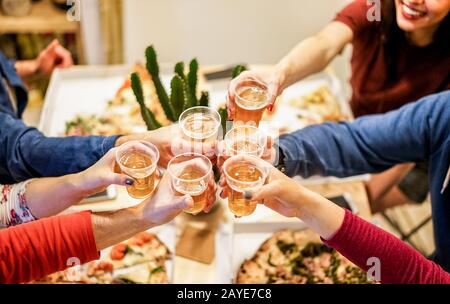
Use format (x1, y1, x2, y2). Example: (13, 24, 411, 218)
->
(168, 153, 213, 215)
(223, 155, 269, 217)
(116, 140, 160, 199)
(233, 80, 270, 127)
(179, 106, 221, 157)
(224, 125, 267, 157)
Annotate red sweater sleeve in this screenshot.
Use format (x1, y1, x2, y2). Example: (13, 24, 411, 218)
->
(0, 211, 100, 284)
(323, 210, 450, 284)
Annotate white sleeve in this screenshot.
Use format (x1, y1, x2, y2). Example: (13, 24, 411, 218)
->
(0, 180, 36, 228)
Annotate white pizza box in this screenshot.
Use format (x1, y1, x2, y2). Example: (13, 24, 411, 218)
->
(215, 220, 309, 283)
(39, 64, 176, 136)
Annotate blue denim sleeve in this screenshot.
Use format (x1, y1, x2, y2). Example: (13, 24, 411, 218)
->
(277, 91, 450, 178)
(0, 112, 119, 183)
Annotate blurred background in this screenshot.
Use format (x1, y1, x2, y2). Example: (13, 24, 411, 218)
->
(0, 0, 434, 257)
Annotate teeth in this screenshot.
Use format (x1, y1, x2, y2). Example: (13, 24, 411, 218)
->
(403, 4, 422, 16)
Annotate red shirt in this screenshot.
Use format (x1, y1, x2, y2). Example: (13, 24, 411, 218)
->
(335, 0, 450, 117)
(0, 211, 99, 284)
(324, 210, 450, 284)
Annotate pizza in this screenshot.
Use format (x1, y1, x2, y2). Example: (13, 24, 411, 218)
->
(107, 232, 171, 269)
(31, 232, 171, 284)
(289, 86, 349, 123)
(236, 229, 376, 284)
(64, 64, 171, 137)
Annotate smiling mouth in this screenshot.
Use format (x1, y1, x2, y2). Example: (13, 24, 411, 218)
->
(400, 0, 427, 19)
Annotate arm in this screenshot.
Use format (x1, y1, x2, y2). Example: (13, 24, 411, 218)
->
(0, 172, 193, 284)
(277, 91, 450, 178)
(14, 39, 73, 81)
(0, 112, 119, 182)
(249, 167, 450, 284)
(227, 22, 352, 115)
(276, 21, 352, 91)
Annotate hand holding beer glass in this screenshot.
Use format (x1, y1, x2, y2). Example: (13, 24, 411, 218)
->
(168, 153, 214, 215)
(222, 155, 269, 217)
(116, 140, 160, 199)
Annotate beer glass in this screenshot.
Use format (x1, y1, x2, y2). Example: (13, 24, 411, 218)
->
(224, 125, 267, 157)
(116, 140, 160, 199)
(223, 155, 269, 217)
(233, 79, 270, 127)
(168, 153, 213, 215)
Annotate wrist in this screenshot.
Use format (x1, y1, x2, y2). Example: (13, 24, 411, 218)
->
(133, 202, 156, 230)
(274, 63, 289, 92)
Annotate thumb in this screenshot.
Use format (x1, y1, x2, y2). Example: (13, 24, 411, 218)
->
(105, 173, 135, 187)
(172, 194, 194, 210)
(248, 182, 280, 202)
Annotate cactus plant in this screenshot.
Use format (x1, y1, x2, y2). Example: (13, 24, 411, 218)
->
(130, 72, 162, 130)
(131, 45, 244, 132)
(170, 75, 186, 120)
(145, 46, 175, 122)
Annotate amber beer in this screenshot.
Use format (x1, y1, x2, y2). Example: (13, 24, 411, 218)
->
(116, 141, 160, 199)
(179, 107, 221, 158)
(224, 125, 267, 157)
(223, 155, 268, 217)
(234, 80, 270, 127)
(168, 153, 212, 215)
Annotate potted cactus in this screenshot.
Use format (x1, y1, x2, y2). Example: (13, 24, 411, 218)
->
(130, 45, 246, 135)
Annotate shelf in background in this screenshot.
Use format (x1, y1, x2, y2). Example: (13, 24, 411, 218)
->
(0, 0, 78, 33)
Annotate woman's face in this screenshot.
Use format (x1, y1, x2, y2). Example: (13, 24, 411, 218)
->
(395, 0, 450, 32)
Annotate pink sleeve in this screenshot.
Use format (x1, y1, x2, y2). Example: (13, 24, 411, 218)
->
(0, 211, 100, 284)
(323, 209, 450, 284)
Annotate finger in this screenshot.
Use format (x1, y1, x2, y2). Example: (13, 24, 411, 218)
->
(54, 45, 74, 68)
(46, 39, 59, 52)
(220, 187, 228, 199)
(249, 182, 279, 202)
(105, 173, 135, 187)
(174, 194, 194, 210)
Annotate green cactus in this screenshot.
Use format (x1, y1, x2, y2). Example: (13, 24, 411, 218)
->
(170, 75, 186, 120)
(187, 59, 199, 105)
(232, 65, 247, 79)
(174, 62, 185, 79)
(218, 106, 228, 139)
(130, 72, 162, 130)
(145, 46, 175, 121)
(199, 91, 209, 107)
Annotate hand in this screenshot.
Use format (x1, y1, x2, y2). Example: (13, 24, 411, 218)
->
(227, 70, 283, 119)
(77, 148, 135, 196)
(139, 171, 194, 227)
(116, 124, 218, 168)
(35, 39, 73, 76)
(219, 165, 303, 218)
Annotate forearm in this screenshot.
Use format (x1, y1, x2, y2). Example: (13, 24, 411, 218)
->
(276, 22, 352, 90)
(0, 112, 118, 182)
(15, 60, 38, 80)
(25, 173, 88, 219)
(92, 203, 153, 250)
(294, 187, 345, 240)
(323, 210, 450, 283)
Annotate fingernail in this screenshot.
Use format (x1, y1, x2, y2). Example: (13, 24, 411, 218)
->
(267, 104, 273, 112)
(244, 191, 252, 200)
(125, 178, 134, 186)
(220, 190, 225, 197)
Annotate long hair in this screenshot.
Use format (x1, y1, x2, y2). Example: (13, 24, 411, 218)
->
(380, 0, 450, 84)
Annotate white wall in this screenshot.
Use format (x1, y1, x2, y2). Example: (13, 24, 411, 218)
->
(123, 0, 352, 95)
(123, 0, 351, 63)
